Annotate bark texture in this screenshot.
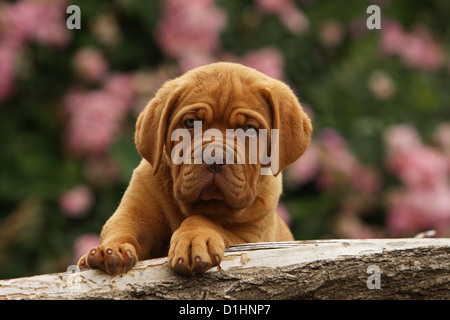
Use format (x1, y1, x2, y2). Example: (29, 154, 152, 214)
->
(0, 239, 448, 300)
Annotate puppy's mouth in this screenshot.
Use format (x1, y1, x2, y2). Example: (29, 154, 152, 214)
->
(174, 163, 253, 211)
(199, 161, 234, 201)
(198, 173, 225, 201)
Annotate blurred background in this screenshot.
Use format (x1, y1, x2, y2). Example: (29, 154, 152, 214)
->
(0, 0, 449, 279)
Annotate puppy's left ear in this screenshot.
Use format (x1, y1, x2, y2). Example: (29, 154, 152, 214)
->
(135, 78, 183, 175)
(263, 83, 312, 176)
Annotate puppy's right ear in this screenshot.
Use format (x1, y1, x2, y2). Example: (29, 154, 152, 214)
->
(135, 79, 183, 175)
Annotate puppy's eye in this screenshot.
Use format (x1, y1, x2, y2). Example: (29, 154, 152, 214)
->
(244, 125, 258, 135)
(183, 119, 196, 129)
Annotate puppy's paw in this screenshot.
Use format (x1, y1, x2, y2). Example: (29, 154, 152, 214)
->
(77, 243, 137, 275)
(169, 228, 225, 275)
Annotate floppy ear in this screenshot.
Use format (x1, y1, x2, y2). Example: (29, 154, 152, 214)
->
(135, 79, 183, 175)
(263, 83, 312, 176)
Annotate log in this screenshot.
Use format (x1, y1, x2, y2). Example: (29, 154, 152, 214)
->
(0, 238, 449, 300)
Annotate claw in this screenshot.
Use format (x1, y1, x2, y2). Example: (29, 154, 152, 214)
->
(78, 244, 138, 275)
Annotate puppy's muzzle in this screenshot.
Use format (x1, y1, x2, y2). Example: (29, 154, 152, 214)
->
(203, 147, 225, 173)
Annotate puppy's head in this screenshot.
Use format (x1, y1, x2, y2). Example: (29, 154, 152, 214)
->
(135, 62, 312, 216)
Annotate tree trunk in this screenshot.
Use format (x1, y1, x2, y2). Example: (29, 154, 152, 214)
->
(0, 238, 448, 300)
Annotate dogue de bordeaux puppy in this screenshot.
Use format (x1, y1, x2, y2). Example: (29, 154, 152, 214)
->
(77, 62, 312, 275)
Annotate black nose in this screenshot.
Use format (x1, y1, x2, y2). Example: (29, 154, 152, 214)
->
(207, 163, 223, 173)
(203, 147, 226, 173)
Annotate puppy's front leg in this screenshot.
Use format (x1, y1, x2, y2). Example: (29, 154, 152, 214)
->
(76, 206, 160, 275)
(77, 162, 172, 275)
(168, 215, 243, 275)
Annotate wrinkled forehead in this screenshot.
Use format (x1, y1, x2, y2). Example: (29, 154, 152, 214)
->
(172, 70, 272, 124)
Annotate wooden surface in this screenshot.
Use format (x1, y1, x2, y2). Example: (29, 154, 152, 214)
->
(0, 238, 449, 299)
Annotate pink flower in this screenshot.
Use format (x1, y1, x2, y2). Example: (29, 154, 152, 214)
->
(1, 0, 70, 47)
(350, 166, 382, 197)
(319, 20, 345, 48)
(400, 25, 444, 71)
(254, 0, 293, 14)
(254, 0, 308, 34)
(0, 43, 16, 103)
(60, 185, 94, 218)
(279, 7, 309, 35)
(308, 128, 382, 198)
(434, 123, 450, 154)
(63, 74, 135, 156)
(388, 147, 448, 189)
(104, 74, 135, 107)
(386, 198, 418, 237)
(384, 125, 448, 189)
(314, 129, 358, 191)
(379, 20, 444, 71)
(0, 0, 70, 102)
(383, 124, 422, 154)
(379, 20, 405, 56)
(367, 70, 396, 100)
(238, 47, 285, 80)
(74, 234, 101, 261)
(155, 0, 226, 59)
(286, 142, 320, 186)
(73, 47, 109, 83)
(384, 124, 450, 236)
(387, 186, 450, 236)
(319, 129, 358, 176)
(178, 52, 217, 74)
(64, 90, 118, 155)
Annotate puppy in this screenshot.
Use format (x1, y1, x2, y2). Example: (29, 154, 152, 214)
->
(77, 62, 312, 275)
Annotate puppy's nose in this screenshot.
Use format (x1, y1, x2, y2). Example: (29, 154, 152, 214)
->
(204, 149, 225, 173)
(207, 163, 222, 173)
